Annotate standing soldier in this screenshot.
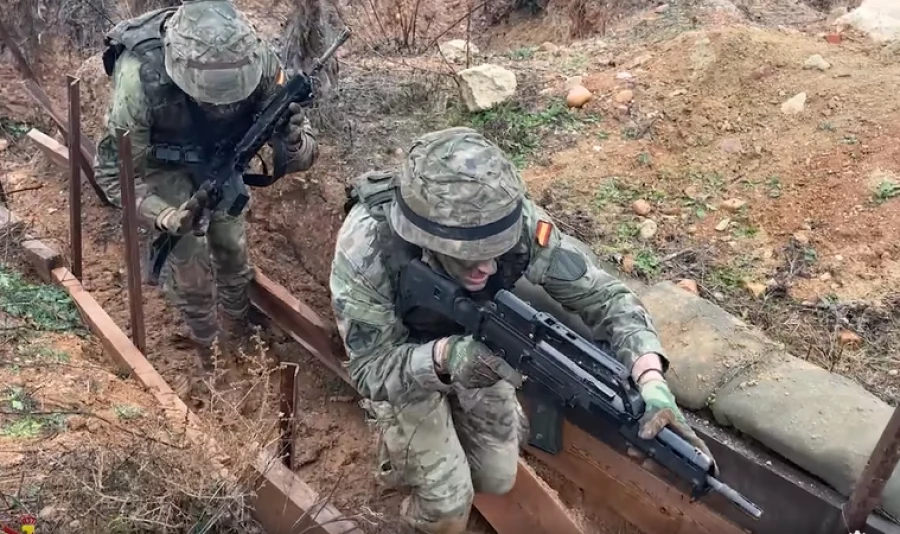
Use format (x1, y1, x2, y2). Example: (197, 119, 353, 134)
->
(331, 127, 717, 533)
(94, 0, 318, 377)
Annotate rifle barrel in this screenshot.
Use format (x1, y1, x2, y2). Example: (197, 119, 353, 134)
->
(708, 475, 764, 519)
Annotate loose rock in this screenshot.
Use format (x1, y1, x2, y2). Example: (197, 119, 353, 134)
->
(839, 329, 863, 346)
(744, 281, 768, 298)
(615, 89, 634, 103)
(720, 137, 743, 154)
(721, 198, 747, 212)
(458, 64, 517, 112)
(639, 219, 658, 240)
(676, 279, 699, 295)
(632, 199, 652, 216)
(0, 139, 8, 152)
(566, 85, 593, 108)
(781, 92, 808, 115)
(621, 254, 635, 273)
(804, 54, 832, 71)
(793, 231, 810, 245)
(715, 218, 731, 231)
(540, 42, 560, 53)
(439, 39, 479, 63)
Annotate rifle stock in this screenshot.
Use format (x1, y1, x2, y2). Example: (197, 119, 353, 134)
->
(397, 258, 763, 520)
(146, 28, 351, 284)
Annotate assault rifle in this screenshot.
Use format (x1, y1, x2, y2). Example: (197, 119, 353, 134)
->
(147, 28, 351, 283)
(397, 258, 764, 520)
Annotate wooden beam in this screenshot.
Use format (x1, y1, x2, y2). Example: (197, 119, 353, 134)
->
(27, 129, 74, 170)
(21, 238, 62, 283)
(521, 412, 747, 534)
(45, 264, 362, 534)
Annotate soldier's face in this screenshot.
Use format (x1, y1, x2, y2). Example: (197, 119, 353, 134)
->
(436, 254, 498, 292)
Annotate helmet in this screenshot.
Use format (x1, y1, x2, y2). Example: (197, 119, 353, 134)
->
(388, 127, 526, 261)
(163, 0, 265, 105)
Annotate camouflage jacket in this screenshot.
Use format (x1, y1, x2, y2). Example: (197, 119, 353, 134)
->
(92, 7, 318, 223)
(330, 195, 668, 406)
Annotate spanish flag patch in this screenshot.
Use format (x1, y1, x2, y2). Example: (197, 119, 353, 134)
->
(535, 220, 553, 247)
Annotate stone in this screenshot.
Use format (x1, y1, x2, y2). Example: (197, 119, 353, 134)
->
(803, 54, 832, 71)
(616, 71, 634, 80)
(638, 219, 658, 240)
(637, 281, 785, 410)
(715, 218, 731, 231)
(566, 85, 593, 108)
(615, 89, 634, 103)
(620, 254, 635, 274)
(711, 357, 900, 518)
(721, 198, 747, 212)
(720, 137, 743, 154)
(744, 281, 767, 298)
(793, 231, 810, 245)
(540, 42, 560, 53)
(836, 0, 900, 44)
(781, 92, 808, 115)
(632, 199, 652, 216)
(825, 33, 843, 44)
(839, 328, 862, 346)
(39, 506, 59, 520)
(0, 138, 8, 152)
(675, 279, 699, 295)
(458, 64, 517, 112)
(439, 39, 479, 63)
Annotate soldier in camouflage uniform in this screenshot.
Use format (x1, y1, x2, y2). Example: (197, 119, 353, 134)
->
(93, 0, 318, 371)
(330, 127, 717, 533)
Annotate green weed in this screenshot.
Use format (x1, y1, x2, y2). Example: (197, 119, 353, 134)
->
(0, 267, 84, 333)
(507, 47, 535, 60)
(873, 180, 900, 204)
(114, 404, 144, 421)
(460, 99, 599, 166)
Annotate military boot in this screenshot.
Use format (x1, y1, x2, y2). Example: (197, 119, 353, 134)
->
(399, 497, 469, 534)
(223, 307, 282, 359)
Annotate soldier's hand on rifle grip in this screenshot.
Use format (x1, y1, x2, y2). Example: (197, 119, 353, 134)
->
(285, 103, 313, 146)
(629, 375, 720, 477)
(433, 335, 524, 389)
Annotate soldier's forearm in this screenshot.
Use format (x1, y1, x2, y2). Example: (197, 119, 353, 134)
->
(347, 339, 453, 404)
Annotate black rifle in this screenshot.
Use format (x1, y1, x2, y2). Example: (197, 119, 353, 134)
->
(397, 258, 763, 520)
(146, 28, 351, 283)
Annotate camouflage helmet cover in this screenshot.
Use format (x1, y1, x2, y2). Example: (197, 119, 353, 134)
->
(388, 127, 526, 261)
(163, 0, 265, 105)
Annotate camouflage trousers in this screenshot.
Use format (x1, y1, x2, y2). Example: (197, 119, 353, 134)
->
(149, 168, 254, 347)
(362, 380, 527, 534)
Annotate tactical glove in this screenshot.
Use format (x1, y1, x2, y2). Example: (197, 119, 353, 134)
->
(634, 378, 719, 476)
(435, 335, 523, 389)
(285, 103, 315, 151)
(155, 198, 200, 236)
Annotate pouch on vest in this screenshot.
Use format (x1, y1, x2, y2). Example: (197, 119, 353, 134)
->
(344, 170, 396, 218)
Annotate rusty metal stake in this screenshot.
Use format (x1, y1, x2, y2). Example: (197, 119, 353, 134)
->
(842, 405, 900, 532)
(280, 362, 299, 469)
(67, 76, 83, 280)
(115, 129, 147, 353)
